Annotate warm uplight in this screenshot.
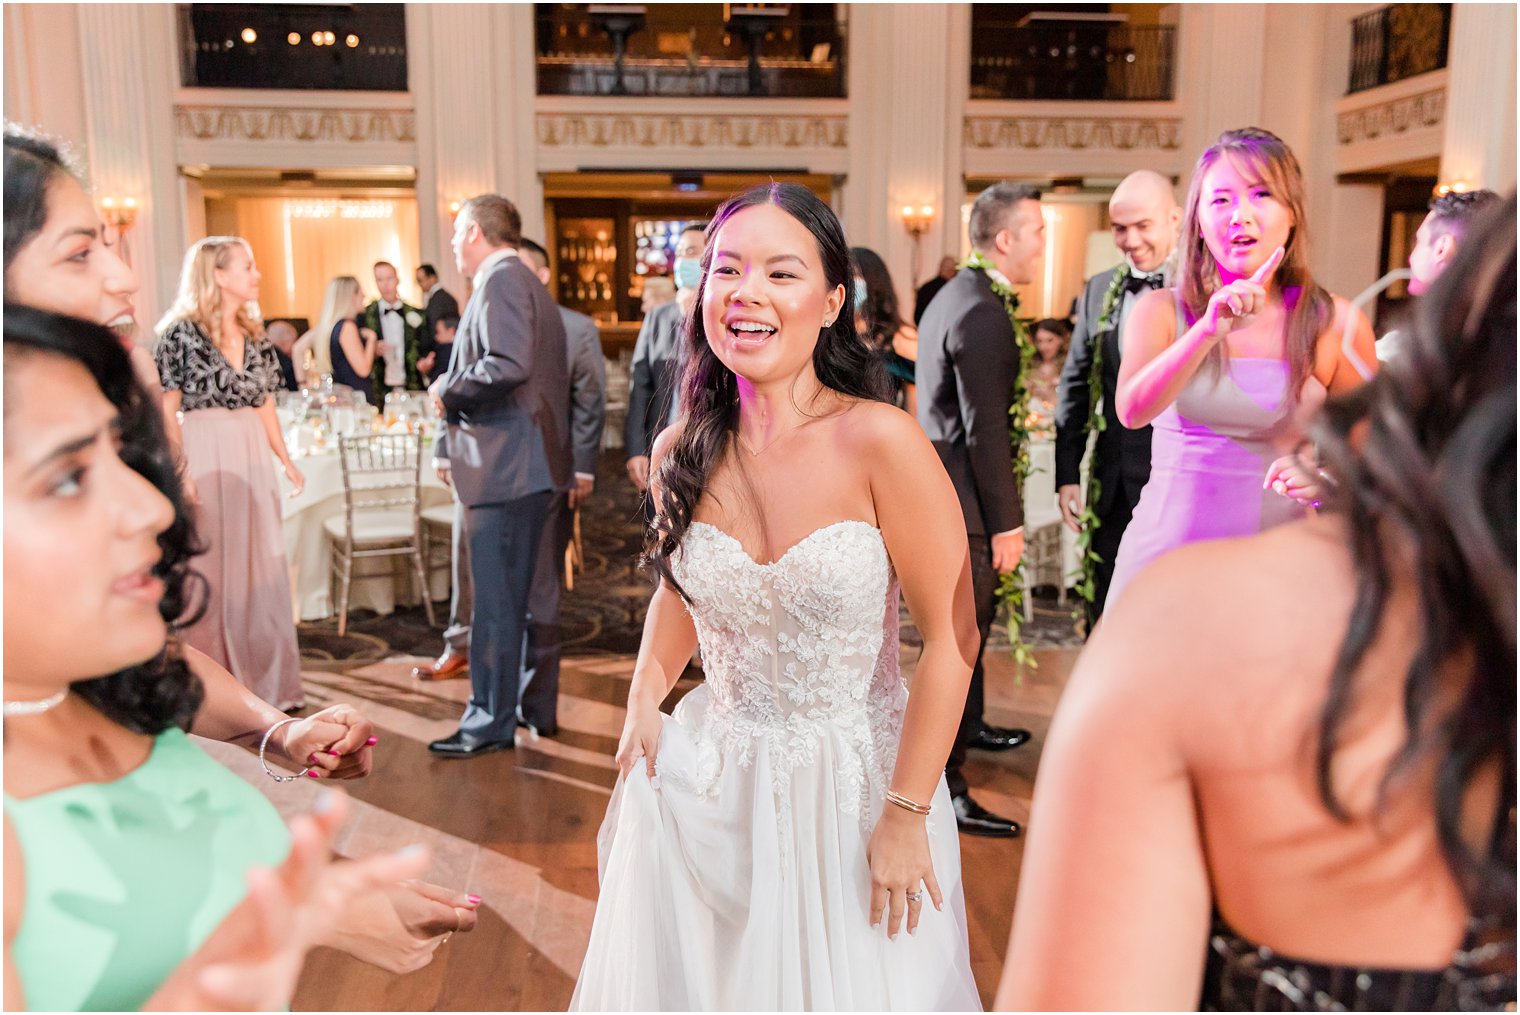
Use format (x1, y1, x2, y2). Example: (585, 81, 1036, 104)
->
(311, 31, 324, 45)
(448, 200, 463, 216)
(346, 34, 360, 48)
(241, 27, 257, 44)
(323, 31, 336, 46)
(1435, 180, 1472, 197)
(287, 31, 301, 45)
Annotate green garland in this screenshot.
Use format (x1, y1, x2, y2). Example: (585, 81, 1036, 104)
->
(960, 252, 1038, 669)
(1070, 265, 1131, 635)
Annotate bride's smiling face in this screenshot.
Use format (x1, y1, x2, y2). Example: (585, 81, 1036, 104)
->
(701, 203, 845, 387)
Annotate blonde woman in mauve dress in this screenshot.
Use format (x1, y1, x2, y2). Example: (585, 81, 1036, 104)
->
(155, 237, 306, 712)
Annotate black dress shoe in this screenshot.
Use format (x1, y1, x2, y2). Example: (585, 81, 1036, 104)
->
(521, 721, 558, 738)
(428, 730, 514, 758)
(951, 793, 1022, 838)
(970, 724, 1032, 752)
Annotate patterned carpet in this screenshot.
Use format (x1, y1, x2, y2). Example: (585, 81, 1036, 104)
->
(296, 451, 1083, 667)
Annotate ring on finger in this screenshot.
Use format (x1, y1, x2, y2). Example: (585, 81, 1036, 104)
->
(905, 890, 923, 903)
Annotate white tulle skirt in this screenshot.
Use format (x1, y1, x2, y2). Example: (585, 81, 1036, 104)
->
(570, 685, 983, 1012)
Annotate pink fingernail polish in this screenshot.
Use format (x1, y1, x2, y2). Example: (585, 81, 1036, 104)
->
(327, 749, 341, 756)
(467, 894, 482, 905)
(307, 754, 317, 764)
(365, 736, 378, 746)
(306, 770, 321, 779)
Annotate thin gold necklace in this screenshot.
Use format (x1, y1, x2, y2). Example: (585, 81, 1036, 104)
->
(736, 426, 795, 457)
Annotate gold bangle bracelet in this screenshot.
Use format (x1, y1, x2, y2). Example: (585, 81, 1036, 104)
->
(885, 789, 931, 815)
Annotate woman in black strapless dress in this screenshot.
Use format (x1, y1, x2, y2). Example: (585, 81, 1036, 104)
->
(311, 275, 377, 403)
(995, 196, 1516, 1010)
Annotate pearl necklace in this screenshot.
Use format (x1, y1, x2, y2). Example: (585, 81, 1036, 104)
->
(3, 689, 68, 718)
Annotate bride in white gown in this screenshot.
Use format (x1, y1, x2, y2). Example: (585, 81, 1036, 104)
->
(571, 184, 986, 1011)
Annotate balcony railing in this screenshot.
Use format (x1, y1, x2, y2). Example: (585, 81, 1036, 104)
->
(535, 3, 846, 98)
(970, 22, 1175, 102)
(177, 3, 408, 91)
(1347, 4, 1451, 94)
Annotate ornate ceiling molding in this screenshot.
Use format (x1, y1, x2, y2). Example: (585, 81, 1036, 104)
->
(1335, 87, 1445, 146)
(174, 104, 416, 145)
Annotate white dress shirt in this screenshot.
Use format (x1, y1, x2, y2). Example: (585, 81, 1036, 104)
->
(376, 298, 407, 387)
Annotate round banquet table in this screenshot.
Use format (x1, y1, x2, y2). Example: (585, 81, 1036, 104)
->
(278, 445, 452, 622)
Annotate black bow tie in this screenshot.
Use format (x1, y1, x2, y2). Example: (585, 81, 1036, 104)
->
(382, 305, 401, 316)
(1123, 272, 1163, 295)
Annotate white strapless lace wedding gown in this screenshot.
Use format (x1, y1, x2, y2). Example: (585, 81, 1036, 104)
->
(570, 521, 982, 1012)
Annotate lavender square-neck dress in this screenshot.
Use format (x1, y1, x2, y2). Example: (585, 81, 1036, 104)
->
(1106, 298, 1320, 610)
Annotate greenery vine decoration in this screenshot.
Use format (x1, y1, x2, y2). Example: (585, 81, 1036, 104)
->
(960, 251, 1037, 668)
(1071, 264, 1131, 634)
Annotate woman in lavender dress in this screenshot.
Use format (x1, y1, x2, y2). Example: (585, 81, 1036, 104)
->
(1105, 128, 1377, 609)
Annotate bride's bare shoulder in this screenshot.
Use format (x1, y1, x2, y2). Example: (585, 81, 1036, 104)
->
(834, 397, 924, 450)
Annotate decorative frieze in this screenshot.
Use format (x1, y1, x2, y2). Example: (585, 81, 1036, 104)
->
(1336, 87, 1445, 146)
(535, 112, 847, 151)
(963, 115, 1182, 153)
(174, 104, 416, 145)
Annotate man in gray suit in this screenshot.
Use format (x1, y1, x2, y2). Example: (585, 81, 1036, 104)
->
(426, 194, 571, 757)
(624, 222, 706, 501)
(516, 237, 606, 734)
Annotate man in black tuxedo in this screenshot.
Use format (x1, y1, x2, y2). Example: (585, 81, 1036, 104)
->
(363, 260, 429, 405)
(917, 182, 1045, 837)
(426, 195, 571, 757)
(625, 222, 706, 503)
(1055, 170, 1180, 627)
(416, 262, 461, 381)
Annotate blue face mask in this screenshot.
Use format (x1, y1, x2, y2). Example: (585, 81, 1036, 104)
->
(673, 257, 703, 291)
(853, 277, 868, 312)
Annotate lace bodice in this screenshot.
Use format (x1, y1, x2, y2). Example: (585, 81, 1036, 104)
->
(668, 520, 908, 831)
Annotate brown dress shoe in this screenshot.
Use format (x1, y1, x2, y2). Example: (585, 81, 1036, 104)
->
(413, 651, 468, 680)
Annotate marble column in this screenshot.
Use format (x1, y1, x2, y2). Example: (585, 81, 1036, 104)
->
(1440, 3, 1517, 191)
(845, 4, 970, 310)
(75, 3, 182, 329)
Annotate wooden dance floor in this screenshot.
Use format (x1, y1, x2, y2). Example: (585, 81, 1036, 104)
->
(201, 642, 1078, 1010)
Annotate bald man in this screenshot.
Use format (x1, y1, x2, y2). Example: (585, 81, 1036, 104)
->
(265, 319, 300, 391)
(1055, 170, 1181, 627)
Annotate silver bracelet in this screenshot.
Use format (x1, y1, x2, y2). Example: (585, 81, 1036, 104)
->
(258, 717, 312, 783)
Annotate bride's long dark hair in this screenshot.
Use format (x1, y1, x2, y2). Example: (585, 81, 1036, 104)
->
(1311, 194, 1515, 927)
(647, 183, 891, 600)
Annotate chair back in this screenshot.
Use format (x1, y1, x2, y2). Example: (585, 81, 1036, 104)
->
(335, 432, 423, 544)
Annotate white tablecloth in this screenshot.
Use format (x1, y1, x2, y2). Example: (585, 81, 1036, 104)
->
(279, 448, 452, 621)
(1023, 438, 1084, 586)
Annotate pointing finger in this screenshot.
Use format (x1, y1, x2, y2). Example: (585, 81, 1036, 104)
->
(1250, 245, 1285, 286)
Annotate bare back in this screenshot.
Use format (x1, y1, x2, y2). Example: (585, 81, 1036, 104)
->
(1001, 514, 1484, 1009)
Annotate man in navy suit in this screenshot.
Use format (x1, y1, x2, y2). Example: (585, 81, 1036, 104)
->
(426, 195, 572, 757)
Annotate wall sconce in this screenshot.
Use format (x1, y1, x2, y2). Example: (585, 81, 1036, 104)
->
(1434, 180, 1471, 197)
(900, 204, 935, 238)
(901, 204, 935, 284)
(447, 199, 462, 216)
(99, 196, 139, 230)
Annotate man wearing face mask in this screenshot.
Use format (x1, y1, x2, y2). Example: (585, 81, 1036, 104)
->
(917, 182, 1045, 838)
(625, 222, 706, 506)
(1055, 170, 1181, 627)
